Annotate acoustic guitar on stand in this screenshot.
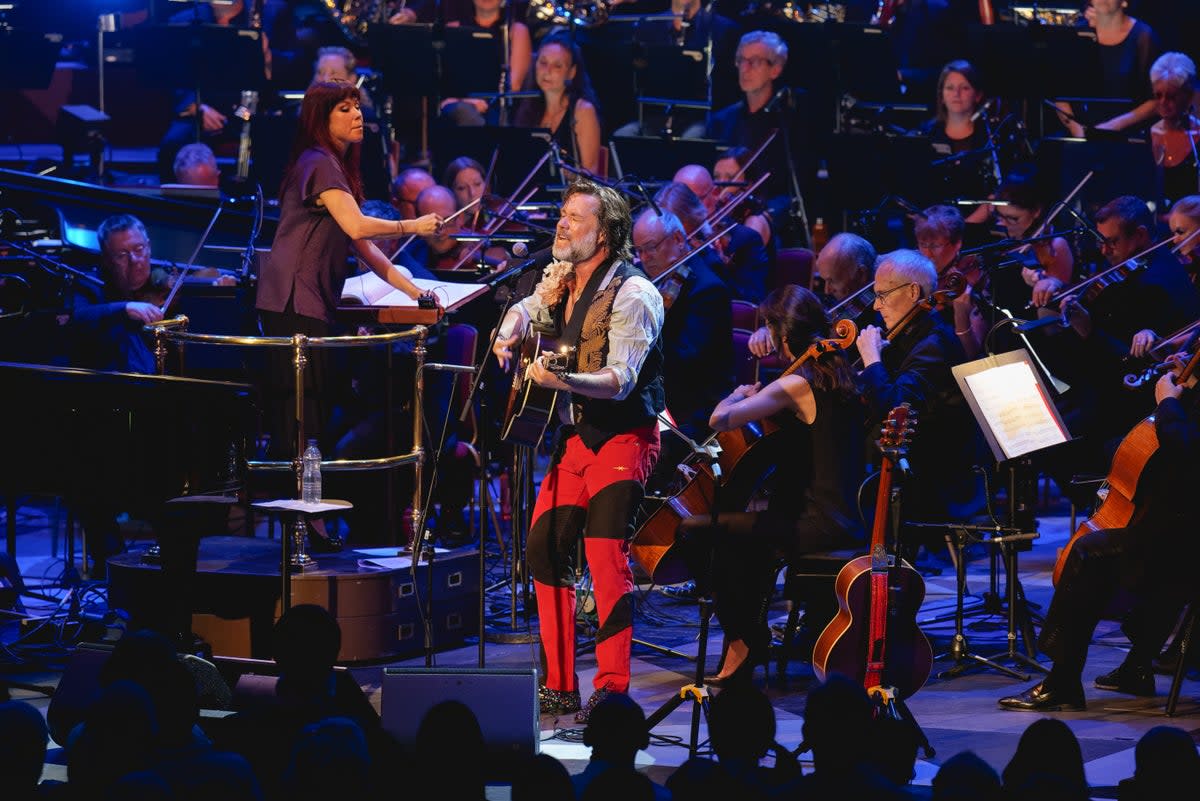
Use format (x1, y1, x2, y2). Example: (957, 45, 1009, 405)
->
(812, 403, 933, 701)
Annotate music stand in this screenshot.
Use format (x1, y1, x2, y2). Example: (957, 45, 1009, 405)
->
(608, 135, 724, 183)
(368, 23, 438, 98)
(945, 349, 1074, 677)
(125, 23, 265, 94)
(433, 126, 554, 198)
(966, 23, 1101, 101)
(0, 29, 59, 90)
(1035, 136, 1161, 213)
(831, 24, 904, 103)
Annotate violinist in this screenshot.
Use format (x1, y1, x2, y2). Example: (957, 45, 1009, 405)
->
(390, 167, 436, 220)
(993, 174, 1075, 310)
(655, 181, 770, 303)
(711, 149, 774, 248)
(746, 232, 877, 359)
(999, 362, 1200, 712)
(857, 249, 984, 527)
(1169, 194, 1200, 276)
(444, 157, 488, 213)
(1151, 52, 1200, 207)
(632, 208, 733, 443)
(915, 205, 987, 357)
(69, 214, 164, 374)
(678, 285, 864, 686)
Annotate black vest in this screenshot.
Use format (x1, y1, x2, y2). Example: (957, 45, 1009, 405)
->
(549, 260, 666, 452)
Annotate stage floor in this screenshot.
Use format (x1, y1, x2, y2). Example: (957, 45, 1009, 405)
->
(4, 504, 1198, 798)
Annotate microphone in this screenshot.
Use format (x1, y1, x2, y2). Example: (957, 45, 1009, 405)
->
(511, 241, 529, 259)
(1054, 202, 1105, 246)
(763, 85, 790, 114)
(970, 99, 994, 123)
(630, 175, 662, 217)
(893, 196, 927, 219)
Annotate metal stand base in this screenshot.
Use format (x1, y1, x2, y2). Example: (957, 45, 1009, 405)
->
(645, 596, 714, 758)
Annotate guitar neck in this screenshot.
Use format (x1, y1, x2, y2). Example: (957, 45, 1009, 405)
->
(865, 454, 897, 690)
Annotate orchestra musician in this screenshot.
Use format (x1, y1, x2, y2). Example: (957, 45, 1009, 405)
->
(999, 366, 1200, 712)
(390, 167, 436, 220)
(1149, 52, 1200, 207)
(1169, 193, 1200, 276)
(172, 143, 220, 188)
(437, 0, 532, 127)
(747, 232, 877, 359)
(915, 204, 987, 357)
(444, 157, 488, 212)
(255, 81, 441, 450)
(493, 180, 664, 722)
(711, 148, 775, 248)
(856, 249, 983, 526)
(679, 285, 865, 686)
(513, 33, 602, 175)
(69, 214, 165, 374)
(993, 174, 1075, 310)
(1055, 0, 1161, 137)
(654, 181, 770, 303)
(631, 207, 733, 443)
(922, 60, 993, 224)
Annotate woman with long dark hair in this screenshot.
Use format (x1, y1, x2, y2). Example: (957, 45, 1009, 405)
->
(513, 33, 601, 174)
(680, 285, 865, 685)
(257, 81, 442, 332)
(255, 81, 441, 452)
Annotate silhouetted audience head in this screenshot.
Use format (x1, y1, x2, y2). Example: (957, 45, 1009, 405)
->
(272, 604, 341, 696)
(802, 674, 873, 771)
(666, 756, 739, 800)
(709, 684, 775, 764)
(69, 680, 159, 795)
(582, 692, 649, 764)
(0, 700, 49, 796)
(511, 753, 574, 801)
(580, 766, 655, 801)
(870, 716, 919, 786)
(282, 716, 370, 799)
(931, 750, 1001, 801)
(415, 700, 485, 799)
(1128, 725, 1200, 799)
(1002, 718, 1087, 800)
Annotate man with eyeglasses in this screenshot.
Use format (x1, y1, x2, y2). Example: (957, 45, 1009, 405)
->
(857, 249, 985, 541)
(706, 30, 810, 223)
(68, 215, 164, 374)
(631, 207, 732, 445)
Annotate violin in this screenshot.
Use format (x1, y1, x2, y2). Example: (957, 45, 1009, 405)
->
(1022, 235, 1175, 317)
(1123, 317, 1200, 390)
(652, 223, 737, 311)
(132, 264, 179, 310)
(851, 274, 965, 369)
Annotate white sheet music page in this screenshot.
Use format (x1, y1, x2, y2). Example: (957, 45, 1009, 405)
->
(964, 360, 1067, 460)
(341, 271, 486, 308)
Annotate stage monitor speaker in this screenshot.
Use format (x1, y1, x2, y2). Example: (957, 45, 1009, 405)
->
(381, 667, 538, 777)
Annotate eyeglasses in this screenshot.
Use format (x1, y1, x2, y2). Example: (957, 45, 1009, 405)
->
(109, 243, 148, 262)
(996, 212, 1026, 225)
(917, 240, 952, 253)
(734, 56, 772, 69)
(632, 236, 668, 257)
(874, 282, 915, 302)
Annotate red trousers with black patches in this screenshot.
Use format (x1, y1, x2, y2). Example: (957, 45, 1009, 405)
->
(527, 426, 660, 693)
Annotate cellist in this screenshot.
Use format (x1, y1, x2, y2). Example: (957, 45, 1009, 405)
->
(677, 285, 864, 686)
(999, 357, 1200, 712)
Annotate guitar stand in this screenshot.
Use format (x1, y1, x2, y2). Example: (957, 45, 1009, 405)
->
(644, 594, 715, 758)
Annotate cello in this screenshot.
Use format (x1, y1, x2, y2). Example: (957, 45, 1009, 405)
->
(812, 403, 933, 700)
(1052, 343, 1200, 585)
(629, 319, 858, 585)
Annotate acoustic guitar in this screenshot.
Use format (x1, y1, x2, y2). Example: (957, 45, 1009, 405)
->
(500, 323, 573, 448)
(812, 403, 933, 700)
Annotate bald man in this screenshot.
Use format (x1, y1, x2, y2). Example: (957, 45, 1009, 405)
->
(632, 208, 733, 442)
(391, 168, 437, 220)
(674, 165, 719, 215)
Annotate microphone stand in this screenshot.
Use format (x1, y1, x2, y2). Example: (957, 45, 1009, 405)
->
(770, 85, 812, 248)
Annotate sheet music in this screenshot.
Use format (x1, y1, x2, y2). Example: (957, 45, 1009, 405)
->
(964, 360, 1068, 460)
(341, 271, 487, 309)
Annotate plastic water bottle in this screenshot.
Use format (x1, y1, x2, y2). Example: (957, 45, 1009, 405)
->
(811, 217, 829, 255)
(302, 439, 322, 503)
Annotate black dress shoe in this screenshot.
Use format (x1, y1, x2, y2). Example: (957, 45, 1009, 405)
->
(998, 682, 1086, 712)
(1094, 664, 1156, 696)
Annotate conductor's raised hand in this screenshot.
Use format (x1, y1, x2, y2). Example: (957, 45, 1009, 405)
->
(406, 213, 444, 237)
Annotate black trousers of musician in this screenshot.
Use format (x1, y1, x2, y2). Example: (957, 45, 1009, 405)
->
(258, 302, 330, 459)
(678, 510, 858, 662)
(1040, 523, 1193, 696)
